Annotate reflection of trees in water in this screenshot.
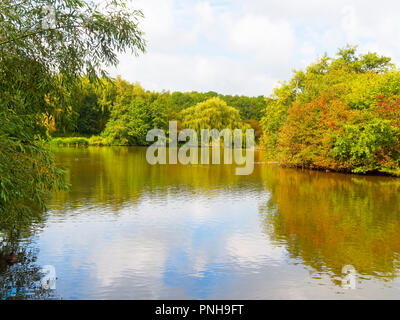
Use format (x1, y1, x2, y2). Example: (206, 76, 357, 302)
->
(50, 146, 266, 214)
(0, 221, 59, 299)
(259, 165, 400, 283)
(0, 147, 266, 298)
(0, 247, 54, 299)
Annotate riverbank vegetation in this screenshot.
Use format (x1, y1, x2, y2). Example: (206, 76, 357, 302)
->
(50, 46, 400, 176)
(262, 46, 400, 176)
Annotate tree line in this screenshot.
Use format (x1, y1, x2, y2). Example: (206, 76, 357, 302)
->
(48, 76, 265, 146)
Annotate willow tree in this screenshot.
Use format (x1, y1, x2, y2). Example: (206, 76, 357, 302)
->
(180, 97, 246, 133)
(0, 0, 145, 226)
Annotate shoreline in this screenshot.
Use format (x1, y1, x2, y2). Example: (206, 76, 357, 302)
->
(48, 137, 399, 178)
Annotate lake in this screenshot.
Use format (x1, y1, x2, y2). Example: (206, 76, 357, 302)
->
(1, 146, 400, 299)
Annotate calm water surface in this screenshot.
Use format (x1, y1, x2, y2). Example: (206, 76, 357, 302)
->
(1, 146, 400, 299)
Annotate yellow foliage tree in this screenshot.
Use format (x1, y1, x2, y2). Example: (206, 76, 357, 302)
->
(180, 97, 246, 133)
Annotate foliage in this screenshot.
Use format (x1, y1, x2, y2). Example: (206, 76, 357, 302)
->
(181, 97, 246, 133)
(261, 45, 400, 175)
(55, 77, 264, 146)
(100, 80, 166, 146)
(0, 0, 145, 222)
(50, 78, 266, 143)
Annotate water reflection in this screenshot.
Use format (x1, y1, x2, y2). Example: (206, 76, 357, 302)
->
(51, 146, 264, 205)
(1, 146, 400, 299)
(0, 232, 58, 299)
(259, 165, 400, 285)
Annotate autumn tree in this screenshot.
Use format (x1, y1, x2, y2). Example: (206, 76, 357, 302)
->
(261, 45, 400, 175)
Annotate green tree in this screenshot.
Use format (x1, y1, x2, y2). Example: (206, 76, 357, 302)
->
(180, 97, 246, 133)
(100, 82, 172, 146)
(0, 0, 145, 224)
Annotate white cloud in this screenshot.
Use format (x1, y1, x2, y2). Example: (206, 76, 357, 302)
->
(225, 14, 295, 68)
(109, 0, 400, 96)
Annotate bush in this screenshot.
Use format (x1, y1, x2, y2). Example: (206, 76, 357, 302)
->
(88, 136, 106, 146)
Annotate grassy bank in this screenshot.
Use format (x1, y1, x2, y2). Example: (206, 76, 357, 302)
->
(48, 136, 101, 147)
(48, 136, 261, 148)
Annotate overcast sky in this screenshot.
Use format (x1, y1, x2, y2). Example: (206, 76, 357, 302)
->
(107, 0, 400, 96)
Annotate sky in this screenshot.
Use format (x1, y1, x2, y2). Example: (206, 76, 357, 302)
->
(107, 0, 400, 96)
